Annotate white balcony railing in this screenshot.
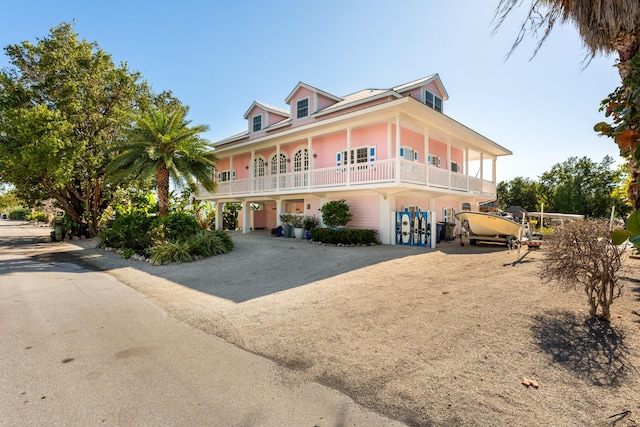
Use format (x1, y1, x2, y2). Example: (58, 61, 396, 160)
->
(198, 158, 496, 198)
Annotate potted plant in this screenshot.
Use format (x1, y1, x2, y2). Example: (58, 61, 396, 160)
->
(320, 199, 353, 229)
(279, 213, 294, 238)
(303, 215, 319, 240)
(291, 214, 305, 239)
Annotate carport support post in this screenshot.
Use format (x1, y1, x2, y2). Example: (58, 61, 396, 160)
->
(242, 201, 250, 234)
(276, 199, 286, 226)
(215, 202, 224, 230)
(379, 194, 394, 244)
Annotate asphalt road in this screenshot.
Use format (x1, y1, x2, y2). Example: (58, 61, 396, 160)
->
(0, 220, 404, 427)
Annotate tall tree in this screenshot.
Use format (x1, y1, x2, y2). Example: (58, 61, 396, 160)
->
(538, 156, 628, 217)
(497, 176, 539, 211)
(494, 0, 640, 220)
(0, 23, 141, 235)
(107, 103, 216, 217)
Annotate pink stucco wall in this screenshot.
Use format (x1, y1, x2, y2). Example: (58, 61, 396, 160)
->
(312, 132, 347, 168)
(428, 138, 448, 167)
(401, 127, 424, 161)
(325, 195, 379, 229)
(351, 123, 389, 159)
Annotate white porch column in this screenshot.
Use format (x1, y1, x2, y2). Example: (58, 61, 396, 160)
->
(379, 194, 395, 245)
(229, 157, 234, 195)
(346, 128, 351, 187)
(395, 115, 401, 183)
(307, 137, 312, 188)
(447, 138, 452, 189)
(215, 202, 224, 230)
(276, 145, 281, 190)
(242, 201, 250, 234)
(479, 152, 484, 185)
(424, 128, 430, 185)
(276, 199, 286, 226)
(318, 197, 328, 228)
(492, 158, 497, 186)
(250, 151, 255, 193)
(465, 147, 470, 191)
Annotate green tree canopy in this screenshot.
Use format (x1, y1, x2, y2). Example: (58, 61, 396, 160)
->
(0, 22, 142, 235)
(107, 101, 216, 217)
(538, 156, 629, 217)
(496, 176, 539, 211)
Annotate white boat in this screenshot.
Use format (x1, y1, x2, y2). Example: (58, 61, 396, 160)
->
(455, 211, 524, 243)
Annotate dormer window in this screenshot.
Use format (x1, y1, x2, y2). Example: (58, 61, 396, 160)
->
(424, 89, 443, 112)
(296, 98, 309, 119)
(252, 114, 262, 132)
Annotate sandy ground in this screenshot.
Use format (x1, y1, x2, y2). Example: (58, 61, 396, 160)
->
(16, 224, 640, 426)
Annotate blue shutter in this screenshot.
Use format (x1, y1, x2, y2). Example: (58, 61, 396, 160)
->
(369, 146, 376, 163)
(232, 170, 236, 180)
(336, 152, 342, 167)
(399, 147, 404, 158)
(413, 150, 418, 162)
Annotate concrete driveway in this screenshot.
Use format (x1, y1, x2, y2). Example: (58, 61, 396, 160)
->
(0, 220, 405, 426)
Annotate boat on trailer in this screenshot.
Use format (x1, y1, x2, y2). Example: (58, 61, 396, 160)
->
(455, 211, 524, 246)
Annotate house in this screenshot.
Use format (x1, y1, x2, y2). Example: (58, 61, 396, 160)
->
(196, 74, 512, 245)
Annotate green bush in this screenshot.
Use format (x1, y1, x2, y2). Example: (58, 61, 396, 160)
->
(154, 212, 200, 242)
(310, 228, 377, 245)
(122, 248, 136, 259)
(320, 199, 353, 228)
(100, 211, 234, 264)
(150, 240, 193, 265)
(186, 230, 234, 257)
(98, 211, 156, 252)
(9, 207, 30, 220)
(25, 211, 48, 222)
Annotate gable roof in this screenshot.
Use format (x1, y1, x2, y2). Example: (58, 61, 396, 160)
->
(316, 89, 401, 116)
(243, 101, 290, 119)
(284, 81, 342, 105)
(393, 74, 449, 100)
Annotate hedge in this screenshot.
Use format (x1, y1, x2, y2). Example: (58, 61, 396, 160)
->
(309, 228, 378, 245)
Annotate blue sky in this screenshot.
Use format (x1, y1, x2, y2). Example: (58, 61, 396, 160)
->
(0, 0, 623, 182)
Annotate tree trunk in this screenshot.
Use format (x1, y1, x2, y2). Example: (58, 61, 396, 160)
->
(157, 165, 170, 217)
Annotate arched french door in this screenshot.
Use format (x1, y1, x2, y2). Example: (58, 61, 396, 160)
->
(253, 157, 266, 191)
(293, 148, 309, 187)
(269, 153, 287, 189)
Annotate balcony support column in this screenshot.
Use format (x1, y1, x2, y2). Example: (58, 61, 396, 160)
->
(215, 202, 224, 230)
(424, 128, 430, 185)
(242, 201, 251, 234)
(379, 194, 395, 245)
(346, 128, 351, 187)
(307, 137, 312, 189)
(395, 116, 401, 184)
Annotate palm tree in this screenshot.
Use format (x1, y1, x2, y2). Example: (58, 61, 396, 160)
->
(494, 1, 640, 210)
(494, 0, 640, 79)
(108, 105, 216, 217)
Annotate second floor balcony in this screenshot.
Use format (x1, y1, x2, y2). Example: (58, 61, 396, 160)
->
(196, 158, 496, 200)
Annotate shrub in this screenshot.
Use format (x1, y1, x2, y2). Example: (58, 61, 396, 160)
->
(122, 248, 136, 259)
(25, 211, 48, 222)
(150, 240, 193, 265)
(8, 207, 30, 220)
(186, 230, 234, 257)
(320, 199, 353, 228)
(154, 212, 199, 242)
(310, 228, 377, 245)
(98, 211, 156, 252)
(303, 215, 319, 230)
(539, 219, 625, 321)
